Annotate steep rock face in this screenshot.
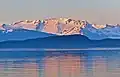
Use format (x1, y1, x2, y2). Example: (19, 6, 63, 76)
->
(12, 20, 40, 30)
(0, 24, 4, 30)
(44, 18, 59, 34)
(43, 18, 87, 35)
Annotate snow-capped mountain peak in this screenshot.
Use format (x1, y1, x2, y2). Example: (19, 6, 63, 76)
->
(1, 17, 120, 40)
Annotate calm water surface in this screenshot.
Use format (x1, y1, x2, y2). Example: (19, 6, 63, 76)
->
(0, 50, 120, 77)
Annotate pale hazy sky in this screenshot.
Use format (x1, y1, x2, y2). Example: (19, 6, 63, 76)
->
(0, 0, 120, 24)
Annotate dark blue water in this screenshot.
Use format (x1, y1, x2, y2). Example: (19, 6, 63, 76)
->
(0, 50, 120, 77)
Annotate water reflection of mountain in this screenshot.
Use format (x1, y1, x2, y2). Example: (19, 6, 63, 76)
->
(0, 51, 119, 77)
(44, 55, 81, 77)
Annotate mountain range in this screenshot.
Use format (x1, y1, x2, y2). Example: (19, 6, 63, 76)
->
(0, 17, 120, 42)
(1, 35, 120, 48)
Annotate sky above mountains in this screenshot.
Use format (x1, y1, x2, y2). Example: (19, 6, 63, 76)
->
(0, 0, 120, 24)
